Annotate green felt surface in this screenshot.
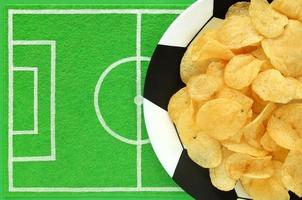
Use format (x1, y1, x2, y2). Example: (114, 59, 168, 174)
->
(0, 1, 195, 200)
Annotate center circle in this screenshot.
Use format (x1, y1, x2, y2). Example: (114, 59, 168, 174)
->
(94, 56, 151, 146)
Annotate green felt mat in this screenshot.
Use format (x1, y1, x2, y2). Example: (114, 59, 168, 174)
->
(0, 1, 195, 200)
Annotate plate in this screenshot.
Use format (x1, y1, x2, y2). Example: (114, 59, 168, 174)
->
(143, 0, 298, 199)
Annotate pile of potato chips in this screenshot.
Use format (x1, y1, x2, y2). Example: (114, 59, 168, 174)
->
(168, 0, 302, 199)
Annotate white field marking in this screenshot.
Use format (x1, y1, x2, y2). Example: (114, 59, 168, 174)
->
(10, 40, 56, 162)
(10, 9, 183, 15)
(50, 41, 56, 160)
(9, 9, 182, 192)
(10, 187, 183, 192)
(94, 56, 151, 146)
(136, 13, 142, 189)
(12, 67, 38, 135)
(13, 156, 55, 162)
(8, 9, 14, 192)
(13, 40, 55, 46)
(8, 41, 56, 164)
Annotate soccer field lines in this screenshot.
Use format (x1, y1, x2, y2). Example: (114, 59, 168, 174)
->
(8, 8, 184, 193)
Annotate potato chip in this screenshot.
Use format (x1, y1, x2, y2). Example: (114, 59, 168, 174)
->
(187, 74, 222, 103)
(231, 46, 259, 56)
(272, 160, 285, 184)
(243, 123, 265, 149)
(206, 61, 225, 77)
(187, 134, 222, 168)
(241, 161, 290, 200)
(225, 1, 250, 18)
(191, 31, 234, 61)
(243, 103, 277, 148)
(272, 147, 289, 162)
(226, 113, 253, 143)
(217, 16, 263, 50)
(180, 46, 204, 84)
(180, 29, 236, 83)
(169, 1, 302, 196)
(206, 61, 226, 86)
(252, 69, 302, 103)
(216, 87, 254, 113)
(250, 89, 268, 114)
(249, 0, 288, 38)
(221, 140, 268, 157)
(251, 89, 268, 106)
(198, 18, 224, 35)
(271, 0, 302, 22)
(196, 98, 249, 140)
(210, 149, 237, 191)
(190, 99, 206, 113)
(180, 31, 221, 83)
(224, 54, 263, 90)
(282, 139, 302, 197)
(250, 46, 268, 61)
(226, 110, 253, 144)
(251, 47, 274, 71)
(168, 87, 190, 122)
(274, 103, 302, 138)
(225, 153, 273, 180)
(175, 106, 199, 147)
(260, 131, 280, 152)
(267, 115, 300, 150)
(262, 20, 302, 77)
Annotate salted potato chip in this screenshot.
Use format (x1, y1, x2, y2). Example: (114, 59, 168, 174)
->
(225, 110, 253, 143)
(272, 147, 289, 162)
(225, 54, 263, 89)
(241, 161, 290, 200)
(206, 61, 226, 86)
(217, 16, 263, 50)
(216, 87, 254, 112)
(225, 153, 273, 180)
(252, 69, 302, 103)
(282, 139, 302, 197)
(187, 134, 222, 168)
(260, 131, 281, 152)
(175, 106, 199, 147)
(225, 1, 250, 18)
(274, 103, 302, 138)
(243, 123, 265, 149)
(251, 47, 274, 71)
(180, 31, 222, 83)
(262, 20, 302, 77)
(169, 1, 302, 196)
(180, 47, 204, 84)
(198, 18, 224, 35)
(206, 61, 225, 77)
(273, 160, 285, 183)
(191, 31, 234, 62)
(210, 149, 237, 191)
(187, 74, 222, 103)
(168, 87, 190, 122)
(249, 0, 288, 38)
(271, 0, 302, 22)
(267, 115, 300, 150)
(252, 101, 266, 114)
(226, 109, 252, 144)
(180, 30, 235, 83)
(243, 103, 277, 148)
(196, 98, 249, 140)
(298, 76, 302, 83)
(250, 89, 269, 114)
(251, 89, 268, 106)
(221, 140, 268, 157)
